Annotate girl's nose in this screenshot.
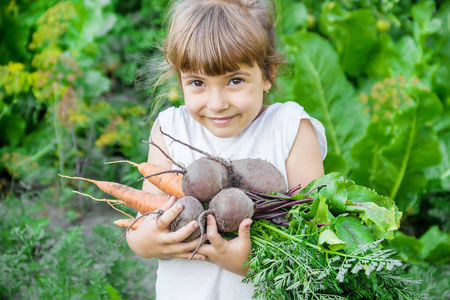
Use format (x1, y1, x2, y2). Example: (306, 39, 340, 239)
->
(207, 89, 229, 112)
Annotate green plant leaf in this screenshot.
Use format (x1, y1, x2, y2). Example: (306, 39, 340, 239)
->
(318, 228, 347, 251)
(303, 196, 334, 225)
(318, 180, 347, 215)
(411, 0, 441, 44)
(346, 201, 396, 232)
(389, 231, 425, 262)
(364, 33, 408, 78)
(281, 32, 367, 174)
(351, 88, 443, 214)
(80, 70, 111, 98)
(0, 114, 26, 146)
(334, 215, 375, 249)
(319, 4, 377, 76)
(275, 0, 308, 35)
(419, 225, 450, 264)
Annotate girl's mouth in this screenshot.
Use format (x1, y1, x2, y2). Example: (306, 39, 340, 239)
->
(209, 116, 234, 125)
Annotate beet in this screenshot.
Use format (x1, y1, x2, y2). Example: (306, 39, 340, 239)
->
(208, 188, 255, 232)
(231, 158, 287, 194)
(182, 157, 230, 202)
(169, 196, 204, 242)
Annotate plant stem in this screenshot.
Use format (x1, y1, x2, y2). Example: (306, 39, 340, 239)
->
(251, 235, 311, 274)
(258, 222, 320, 250)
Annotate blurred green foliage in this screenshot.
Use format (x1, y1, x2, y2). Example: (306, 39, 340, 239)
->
(0, 0, 449, 298)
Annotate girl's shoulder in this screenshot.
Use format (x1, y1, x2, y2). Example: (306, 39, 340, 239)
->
(264, 101, 327, 160)
(259, 101, 305, 126)
(156, 105, 192, 133)
(158, 105, 189, 120)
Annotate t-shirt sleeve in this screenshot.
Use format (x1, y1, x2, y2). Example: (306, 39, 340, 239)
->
(283, 101, 327, 161)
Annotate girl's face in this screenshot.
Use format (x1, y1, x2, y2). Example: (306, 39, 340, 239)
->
(180, 63, 271, 138)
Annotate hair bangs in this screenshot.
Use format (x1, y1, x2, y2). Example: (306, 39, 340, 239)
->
(166, 3, 268, 76)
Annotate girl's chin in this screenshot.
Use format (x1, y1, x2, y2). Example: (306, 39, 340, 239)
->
(205, 126, 240, 138)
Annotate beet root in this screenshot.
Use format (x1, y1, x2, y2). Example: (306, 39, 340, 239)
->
(208, 188, 255, 232)
(182, 157, 230, 202)
(169, 196, 204, 242)
(190, 188, 254, 259)
(231, 158, 287, 194)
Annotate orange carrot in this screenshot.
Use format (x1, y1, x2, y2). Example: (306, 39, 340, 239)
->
(72, 191, 135, 218)
(114, 218, 144, 230)
(105, 160, 185, 198)
(59, 174, 171, 214)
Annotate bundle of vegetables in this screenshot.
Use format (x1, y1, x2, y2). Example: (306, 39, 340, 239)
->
(59, 132, 423, 299)
(241, 172, 423, 299)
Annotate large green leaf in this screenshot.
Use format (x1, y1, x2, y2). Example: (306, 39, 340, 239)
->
(351, 88, 443, 214)
(420, 225, 450, 264)
(391, 226, 450, 265)
(334, 215, 375, 249)
(281, 32, 367, 174)
(319, 3, 377, 77)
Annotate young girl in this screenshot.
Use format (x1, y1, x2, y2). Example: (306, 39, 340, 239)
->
(127, 0, 327, 299)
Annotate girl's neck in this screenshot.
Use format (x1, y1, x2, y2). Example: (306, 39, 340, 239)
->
(255, 105, 269, 120)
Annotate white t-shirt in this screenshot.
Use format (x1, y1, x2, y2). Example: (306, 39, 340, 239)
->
(153, 101, 327, 300)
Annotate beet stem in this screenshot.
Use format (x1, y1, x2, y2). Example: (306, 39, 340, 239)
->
(190, 209, 213, 260)
(287, 184, 302, 196)
(142, 139, 184, 169)
(137, 170, 185, 182)
(115, 209, 164, 245)
(304, 184, 327, 196)
(160, 128, 231, 168)
(244, 190, 289, 199)
(256, 198, 314, 213)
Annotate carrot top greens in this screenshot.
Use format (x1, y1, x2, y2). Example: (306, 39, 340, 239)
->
(238, 172, 423, 299)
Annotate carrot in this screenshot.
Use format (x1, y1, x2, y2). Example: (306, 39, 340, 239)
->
(72, 191, 135, 218)
(114, 218, 144, 230)
(59, 174, 171, 214)
(105, 160, 185, 198)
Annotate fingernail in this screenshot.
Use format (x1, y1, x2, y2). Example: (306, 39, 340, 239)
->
(176, 204, 183, 210)
(192, 222, 198, 228)
(207, 215, 212, 220)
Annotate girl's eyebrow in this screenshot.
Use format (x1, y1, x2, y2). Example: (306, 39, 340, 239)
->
(181, 73, 204, 80)
(225, 70, 252, 78)
(181, 70, 252, 81)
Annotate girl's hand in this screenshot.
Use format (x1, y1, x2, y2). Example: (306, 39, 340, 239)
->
(126, 196, 206, 261)
(196, 215, 253, 276)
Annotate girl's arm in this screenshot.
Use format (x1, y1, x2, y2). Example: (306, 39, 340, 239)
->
(126, 121, 206, 260)
(285, 119, 324, 190)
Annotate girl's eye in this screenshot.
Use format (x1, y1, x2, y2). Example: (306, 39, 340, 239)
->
(229, 78, 243, 86)
(190, 80, 205, 87)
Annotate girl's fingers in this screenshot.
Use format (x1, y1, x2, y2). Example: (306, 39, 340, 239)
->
(156, 201, 184, 230)
(162, 220, 199, 244)
(164, 236, 206, 260)
(204, 215, 224, 248)
(158, 195, 177, 211)
(171, 252, 206, 260)
(238, 218, 252, 239)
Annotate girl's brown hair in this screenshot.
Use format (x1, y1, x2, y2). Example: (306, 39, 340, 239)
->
(139, 0, 285, 117)
(164, 0, 284, 85)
